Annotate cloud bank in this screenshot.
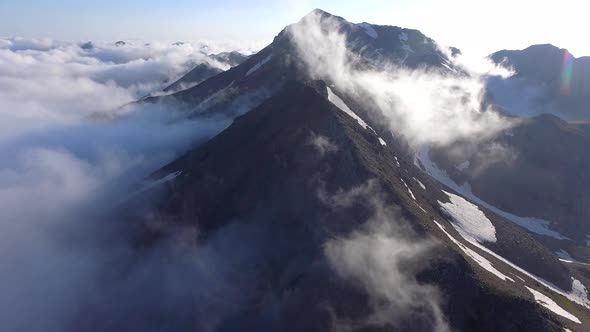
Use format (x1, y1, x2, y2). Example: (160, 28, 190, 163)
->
(0, 38, 242, 332)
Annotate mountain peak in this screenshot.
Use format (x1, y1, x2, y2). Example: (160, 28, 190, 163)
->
(300, 8, 348, 24)
(307, 8, 334, 17)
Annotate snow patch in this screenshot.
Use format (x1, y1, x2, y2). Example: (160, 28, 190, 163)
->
(526, 287, 581, 324)
(394, 156, 401, 168)
(438, 190, 497, 244)
(416, 146, 568, 240)
(378, 137, 387, 146)
(402, 44, 415, 54)
(433, 220, 514, 282)
(441, 63, 456, 73)
(399, 32, 414, 53)
(120, 171, 182, 204)
(327, 87, 371, 130)
(399, 32, 409, 42)
(400, 178, 416, 201)
(360, 23, 378, 39)
(415, 203, 427, 213)
(463, 234, 590, 309)
(413, 177, 426, 190)
(141, 171, 182, 193)
(556, 249, 576, 263)
(194, 80, 236, 111)
(246, 54, 272, 76)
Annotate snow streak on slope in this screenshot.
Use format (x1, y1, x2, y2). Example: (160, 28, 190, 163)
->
(556, 249, 576, 263)
(417, 146, 568, 240)
(120, 171, 183, 204)
(423, 158, 589, 308)
(413, 178, 426, 190)
(555, 249, 590, 265)
(359, 23, 378, 39)
(433, 220, 513, 282)
(451, 223, 590, 309)
(526, 287, 581, 324)
(327, 87, 371, 130)
(246, 54, 272, 76)
(400, 178, 416, 201)
(438, 190, 497, 244)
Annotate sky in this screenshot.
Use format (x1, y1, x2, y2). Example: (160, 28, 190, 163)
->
(1, 0, 589, 57)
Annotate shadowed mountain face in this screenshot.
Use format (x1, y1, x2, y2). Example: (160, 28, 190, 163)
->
(211, 51, 250, 67)
(163, 63, 224, 93)
(488, 44, 590, 119)
(124, 80, 563, 332)
(430, 114, 590, 241)
(160, 51, 250, 94)
(112, 9, 590, 332)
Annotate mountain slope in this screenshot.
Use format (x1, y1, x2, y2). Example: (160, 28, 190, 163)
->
(488, 44, 590, 119)
(162, 63, 223, 93)
(121, 9, 590, 332)
(134, 80, 565, 331)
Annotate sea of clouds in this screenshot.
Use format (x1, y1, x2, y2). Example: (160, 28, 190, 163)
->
(0, 37, 242, 332)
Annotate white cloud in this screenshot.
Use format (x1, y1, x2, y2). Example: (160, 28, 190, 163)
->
(309, 133, 338, 155)
(288, 12, 512, 148)
(0, 37, 238, 332)
(321, 180, 449, 331)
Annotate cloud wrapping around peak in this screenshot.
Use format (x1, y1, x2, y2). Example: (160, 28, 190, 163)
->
(288, 12, 512, 148)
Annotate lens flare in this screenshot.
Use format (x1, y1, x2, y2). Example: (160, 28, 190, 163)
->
(561, 50, 574, 95)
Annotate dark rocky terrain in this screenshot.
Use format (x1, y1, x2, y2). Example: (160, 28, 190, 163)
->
(489, 44, 590, 119)
(109, 9, 590, 332)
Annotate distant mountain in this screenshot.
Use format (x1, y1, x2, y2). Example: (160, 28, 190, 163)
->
(211, 50, 250, 67)
(158, 51, 250, 94)
(117, 9, 590, 332)
(429, 114, 590, 239)
(162, 63, 224, 93)
(488, 44, 590, 119)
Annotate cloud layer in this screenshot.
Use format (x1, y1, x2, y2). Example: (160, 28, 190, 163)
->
(0, 38, 238, 332)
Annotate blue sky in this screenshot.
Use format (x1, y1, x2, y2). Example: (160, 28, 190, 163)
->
(1, 0, 589, 56)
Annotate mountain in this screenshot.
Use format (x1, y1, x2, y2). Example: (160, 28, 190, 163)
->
(162, 63, 224, 93)
(488, 44, 590, 119)
(211, 50, 251, 67)
(427, 114, 590, 240)
(142, 9, 458, 114)
(156, 51, 249, 95)
(116, 9, 590, 332)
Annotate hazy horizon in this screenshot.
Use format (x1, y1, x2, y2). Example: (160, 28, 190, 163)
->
(2, 0, 589, 57)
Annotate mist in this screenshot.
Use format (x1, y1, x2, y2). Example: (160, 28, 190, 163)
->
(320, 180, 448, 332)
(0, 38, 242, 332)
(288, 12, 513, 148)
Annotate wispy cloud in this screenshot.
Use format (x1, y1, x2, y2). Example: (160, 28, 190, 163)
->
(321, 180, 449, 331)
(288, 12, 512, 148)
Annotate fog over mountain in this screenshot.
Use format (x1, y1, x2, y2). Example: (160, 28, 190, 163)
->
(1, 8, 590, 332)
